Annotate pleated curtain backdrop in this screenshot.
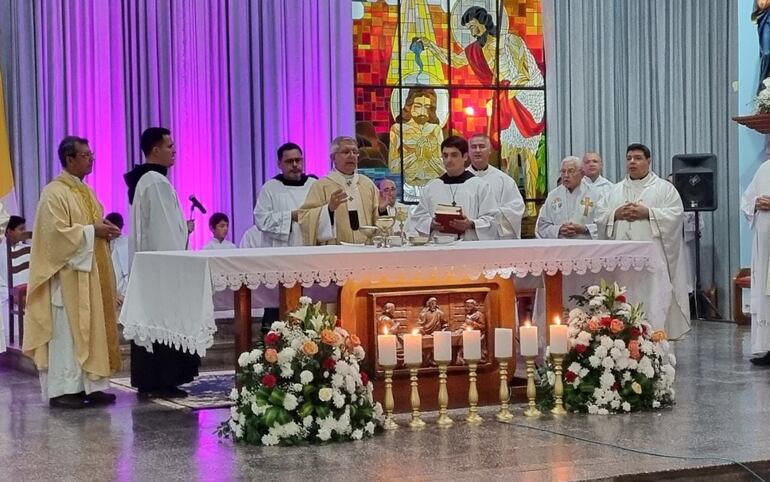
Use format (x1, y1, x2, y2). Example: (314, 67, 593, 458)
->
(0, 0, 354, 247)
(542, 0, 740, 312)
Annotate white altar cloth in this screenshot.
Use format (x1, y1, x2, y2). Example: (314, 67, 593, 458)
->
(119, 239, 670, 356)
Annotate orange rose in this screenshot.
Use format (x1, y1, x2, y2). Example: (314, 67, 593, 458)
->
(345, 334, 361, 350)
(264, 348, 279, 363)
(610, 319, 624, 334)
(628, 340, 641, 360)
(587, 319, 600, 332)
(320, 329, 339, 346)
(302, 340, 319, 356)
(651, 330, 667, 342)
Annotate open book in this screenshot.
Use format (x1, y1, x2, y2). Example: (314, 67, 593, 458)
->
(434, 203, 464, 235)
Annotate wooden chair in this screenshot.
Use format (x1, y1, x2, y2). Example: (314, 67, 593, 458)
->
(7, 232, 31, 345)
(733, 268, 751, 325)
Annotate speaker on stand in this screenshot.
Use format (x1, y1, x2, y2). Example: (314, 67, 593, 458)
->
(672, 153, 722, 321)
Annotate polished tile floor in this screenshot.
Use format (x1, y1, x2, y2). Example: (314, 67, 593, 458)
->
(1, 321, 769, 481)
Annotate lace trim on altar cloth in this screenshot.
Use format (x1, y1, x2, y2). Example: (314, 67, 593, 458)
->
(122, 322, 216, 357)
(210, 255, 655, 292)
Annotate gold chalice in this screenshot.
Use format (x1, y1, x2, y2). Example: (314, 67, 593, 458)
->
(376, 216, 396, 238)
(395, 207, 409, 243)
(359, 225, 379, 245)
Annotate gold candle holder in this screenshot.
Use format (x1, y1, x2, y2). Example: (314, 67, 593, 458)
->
(550, 355, 567, 415)
(495, 359, 514, 422)
(436, 362, 453, 427)
(382, 365, 398, 430)
(407, 364, 426, 429)
(465, 360, 483, 424)
(524, 357, 541, 417)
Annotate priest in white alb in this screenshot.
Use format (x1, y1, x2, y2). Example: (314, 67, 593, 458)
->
(536, 156, 599, 240)
(410, 136, 497, 241)
(741, 159, 770, 365)
(467, 134, 524, 239)
(298, 136, 386, 245)
(255, 142, 317, 247)
(595, 143, 690, 339)
(581, 151, 613, 200)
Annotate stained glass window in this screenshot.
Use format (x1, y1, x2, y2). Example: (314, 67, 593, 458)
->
(353, 0, 546, 216)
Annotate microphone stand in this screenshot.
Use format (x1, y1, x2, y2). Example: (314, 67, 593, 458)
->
(692, 211, 723, 320)
(185, 205, 194, 250)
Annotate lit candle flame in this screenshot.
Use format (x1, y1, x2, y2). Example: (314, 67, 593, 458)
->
(412, 329, 419, 336)
(383, 326, 389, 335)
(466, 326, 472, 332)
(555, 315, 561, 325)
(525, 319, 531, 327)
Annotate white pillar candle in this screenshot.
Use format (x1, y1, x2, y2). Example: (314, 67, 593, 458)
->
(549, 316, 569, 355)
(520, 322, 538, 357)
(378, 327, 397, 366)
(403, 330, 423, 365)
(462, 329, 481, 360)
(433, 331, 452, 362)
(494, 328, 513, 358)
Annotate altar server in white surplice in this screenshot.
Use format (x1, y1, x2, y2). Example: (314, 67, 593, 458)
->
(741, 159, 770, 365)
(581, 151, 613, 200)
(409, 136, 497, 241)
(595, 143, 690, 340)
(255, 142, 317, 248)
(239, 225, 263, 248)
(536, 156, 599, 240)
(105, 213, 129, 303)
(467, 134, 524, 239)
(202, 212, 237, 250)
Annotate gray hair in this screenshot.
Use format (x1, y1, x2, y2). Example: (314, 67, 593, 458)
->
(330, 136, 357, 156)
(560, 156, 581, 171)
(378, 178, 396, 190)
(58, 136, 89, 167)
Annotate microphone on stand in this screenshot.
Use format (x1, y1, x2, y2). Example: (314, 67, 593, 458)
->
(186, 195, 206, 250)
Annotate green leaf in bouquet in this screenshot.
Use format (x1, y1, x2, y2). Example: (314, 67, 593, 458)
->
(269, 389, 286, 406)
(276, 408, 292, 425)
(264, 406, 281, 427)
(578, 381, 595, 394)
(299, 401, 314, 418)
(256, 387, 271, 400)
(303, 384, 316, 399)
(349, 404, 358, 419)
(315, 404, 330, 418)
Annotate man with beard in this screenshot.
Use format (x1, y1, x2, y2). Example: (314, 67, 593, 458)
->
(388, 88, 445, 202)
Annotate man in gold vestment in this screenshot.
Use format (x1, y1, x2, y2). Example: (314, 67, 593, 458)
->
(24, 136, 122, 409)
(298, 136, 387, 245)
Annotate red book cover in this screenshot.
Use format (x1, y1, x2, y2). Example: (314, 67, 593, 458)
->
(434, 204, 464, 235)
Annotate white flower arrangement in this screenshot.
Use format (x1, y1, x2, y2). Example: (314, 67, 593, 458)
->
(757, 79, 770, 113)
(219, 297, 383, 445)
(538, 280, 675, 414)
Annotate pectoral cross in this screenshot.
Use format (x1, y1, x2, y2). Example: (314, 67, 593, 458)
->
(580, 197, 594, 216)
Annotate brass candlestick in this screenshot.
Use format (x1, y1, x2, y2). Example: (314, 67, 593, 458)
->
(436, 362, 453, 427)
(407, 364, 426, 429)
(495, 359, 514, 422)
(524, 357, 541, 417)
(551, 355, 567, 415)
(465, 361, 483, 424)
(382, 365, 398, 430)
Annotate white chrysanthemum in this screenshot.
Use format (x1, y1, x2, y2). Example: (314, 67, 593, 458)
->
(652, 400, 661, 408)
(254, 363, 264, 375)
(302, 415, 314, 428)
(589, 298, 603, 307)
(610, 347, 622, 360)
(318, 387, 333, 402)
(627, 359, 638, 370)
(613, 339, 625, 350)
(615, 357, 629, 371)
(332, 391, 346, 408)
(270, 321, 286, 332)
(353, 346, 365, 361)
(597, 408, 609, 415)
(229, 388, 239, 401)
(365, 421, 375, 434)
(351, 429, 363, 440)
(579, 367, 589, 378)
(577, 331, 592, 345)
(601, 357, 615, 370)
(588, 355, 601, 368)
(662, 364, 675, 378)
(277, 347, 296, 365)
(595, 346, 608, 360)
(299, 296, 312, 305)
(600, 371, 615, 389)
(587, 404, 599, 414)
(640, 340, 654, 355)
(610, 399, 620, 409)
(600, 336, 613, 348)
(300, 370, 314, 384)
(237, 352, 250, 368)
(374, 403, 384, 418)
(323, 371, 330, 378)
(317, 427, 332, 441)
(587, 286, 601, 296)
(283, 393, 298, 411)
(622, 401, 631, 412)
(568, 362, 582, 374)
(569, 307, 585, 320)
(331, 373, 345, 388)
(345, 376, 356, 394)
(292, 383, 303, 393)
(622, 372, 632, 383)
(547, 371, 556, 386)
(280, 366, 295, 379)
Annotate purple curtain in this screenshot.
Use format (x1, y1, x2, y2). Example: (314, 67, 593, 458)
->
(0, 0, 354, 247)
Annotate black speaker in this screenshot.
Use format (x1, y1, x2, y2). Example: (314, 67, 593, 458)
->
(672, 153, 717, 212)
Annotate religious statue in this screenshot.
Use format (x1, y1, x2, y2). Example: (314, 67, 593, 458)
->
(754, 0, 770, 93)
(454, 299, 488, 363)
(389, 88, 445, 202)
(377, 302, 402, 334)
(417, 297, 448, 334)
(421, 5, 545, 215)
